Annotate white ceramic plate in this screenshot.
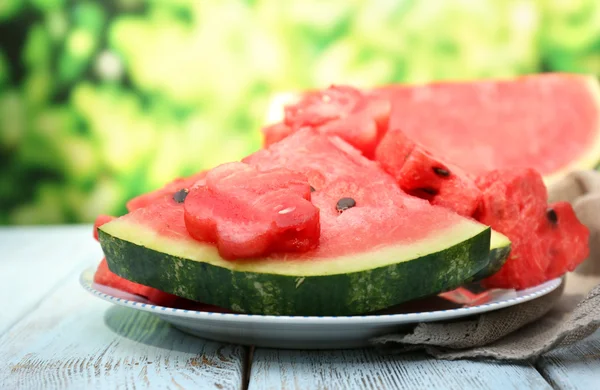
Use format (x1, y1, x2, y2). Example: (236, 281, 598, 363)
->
(80, 267, 562, 349)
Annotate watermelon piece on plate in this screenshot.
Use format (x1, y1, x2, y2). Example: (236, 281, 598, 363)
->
(97, 129, 498, 316)
(475, 169, 589, 289)
(375, 73, 600, 185)
(375, 129, 482, 217)
(184, 162, 320, 259)
(263, 85, 390, 157)
(93, 258, 181, 307)
(541, 202, 590, 280)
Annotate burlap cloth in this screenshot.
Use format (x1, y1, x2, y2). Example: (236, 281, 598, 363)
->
(371, 170, 600, 361)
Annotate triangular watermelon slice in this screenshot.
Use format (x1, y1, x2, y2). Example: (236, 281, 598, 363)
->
(264, 73, 600, 185)
(375, 73, 600, 186)
(98, 130, 499, 316)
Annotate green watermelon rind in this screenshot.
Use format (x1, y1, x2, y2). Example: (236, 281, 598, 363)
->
(99, 223, 492, 316)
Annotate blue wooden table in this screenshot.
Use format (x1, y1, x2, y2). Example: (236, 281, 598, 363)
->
(1, 226, 599, 389)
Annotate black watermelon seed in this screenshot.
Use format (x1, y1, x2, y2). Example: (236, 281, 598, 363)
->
(336, 197, 356, 212)
(433, 167, 450, 177)
(546, 208, 558, 224)
(173, 188, 189, 203)
(310, 186, 316, 192)
(419, 187, 438, 195)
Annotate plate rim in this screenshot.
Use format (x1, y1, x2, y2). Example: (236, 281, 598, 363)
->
(80, 266, 562, 325)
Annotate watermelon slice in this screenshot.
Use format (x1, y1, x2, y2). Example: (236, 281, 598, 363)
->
(375, 73, 600, 185)
(375, 129, 482, 217)
(98, 129, 499, 316)
(475, 169, 590, 290)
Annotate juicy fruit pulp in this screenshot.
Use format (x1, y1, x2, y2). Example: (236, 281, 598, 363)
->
(184, 162, 320, 259)
(375, 129, 482, 217)
(126, 171, 207, 211)
(475, 169, 589, 289)
(375, 73, 600, 182)
(263, 85, 391, 157)
(98, 129, 493, 315)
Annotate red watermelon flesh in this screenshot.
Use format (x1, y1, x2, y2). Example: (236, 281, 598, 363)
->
(263, 85, 391, 157)
(126, 171, 207, 211)
(475, 169, 589, 289)
(375, 73, 600, 177)
(94, 258, 152, 297)
(242, 129, 467, 258)
(539, 202, 590, 280)
(119, 129, 468, 262)
(184, 162, 320, 260)
(375, 129, 482, 217)
(262, 122, 294, 147)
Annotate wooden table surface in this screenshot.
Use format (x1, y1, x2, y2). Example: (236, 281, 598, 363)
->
(1, 225, 599, 390)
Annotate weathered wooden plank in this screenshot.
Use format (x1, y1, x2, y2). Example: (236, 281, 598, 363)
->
(0, 262, 248, 389)
(249, 348, 551, 390)
(0, 225, 102, 335)
(536, 329, 600, 390)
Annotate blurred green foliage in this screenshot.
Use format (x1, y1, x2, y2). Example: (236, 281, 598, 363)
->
(1, 0, 599, 224)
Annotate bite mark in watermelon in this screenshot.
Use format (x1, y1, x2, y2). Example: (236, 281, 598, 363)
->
(475, 169, 589, 289)
(184, 162, 320, 260)
(98, 129, 494, 316)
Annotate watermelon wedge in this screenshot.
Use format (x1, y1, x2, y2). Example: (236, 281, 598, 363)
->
(264, 73, 600, 185)
(98, 130, 500, 316)
(475, 168, 590, 289)
(375, 73, 600, 185)
(375, 128, 482, 217)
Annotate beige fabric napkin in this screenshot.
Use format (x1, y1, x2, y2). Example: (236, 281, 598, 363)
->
(371, 170, 600, 361)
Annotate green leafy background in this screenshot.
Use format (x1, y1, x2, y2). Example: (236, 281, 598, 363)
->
(1, 0, 599, 224)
